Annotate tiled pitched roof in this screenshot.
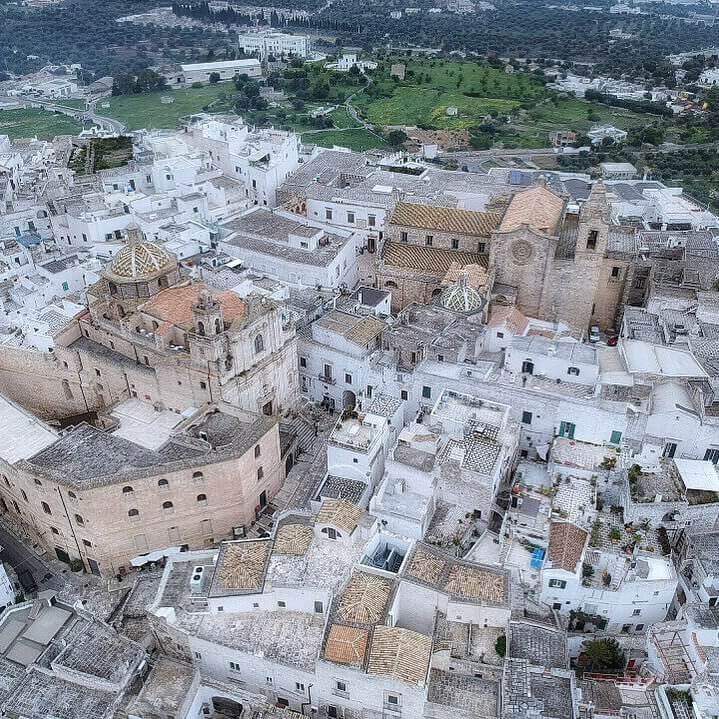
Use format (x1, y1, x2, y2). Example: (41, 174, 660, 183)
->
(141, 283, 246, 332)
(315, 498, 364, 534)
(367, 625, 432, 685)
(324, 624, 369, 667)
(382, 242, 489, 275)
(498, 186, 565, 236)
(547, 521, 588, 573)
(210, 539, 272, 596)
(390, 202, 501, 237)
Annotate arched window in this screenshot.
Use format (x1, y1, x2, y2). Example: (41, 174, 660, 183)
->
(197, 494, 207, 505)
(122, 486, 134, 494)
(254, 334, 264, 354)
(68, 491, 77, 499)
(215, 318, 222, 334)
(197, 321, 205, 337)
(192, 471, 204, 481)
(158, 478, 169, 488)
(321, 527, 341, 540)
(151, 321, 159, 331)
(20, 490, 27, 502)
(162, 501, 174, 510)
(385, 280, 398, 288)
(75, 514, 84, 526)
(128, 508, 139, 517)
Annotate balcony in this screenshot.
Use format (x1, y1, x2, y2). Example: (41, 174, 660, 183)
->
(318, 373, 336, 385)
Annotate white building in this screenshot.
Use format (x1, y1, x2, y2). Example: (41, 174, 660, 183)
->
(238, 31, 310, 59)
(219, 207, 362, 290)
(178, 59, 261, 87)
(0, 563, 14, 610)
(540, 520, 678, 633)
(325, 54, 378, 73)
(588, 125, 628, 145)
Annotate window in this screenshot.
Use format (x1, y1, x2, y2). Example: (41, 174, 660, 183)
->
(295, 682, 305, 692)
(368, 215, 376, 227)
(254, 444, 261, 458)
(197, 494, 208, 506)
(82, 539, 92, 548)
(345, 373, 352, 384)
(587, 229, 598, 250)
(50, 527, 59, 535)
(552, 602, 562, 610)
(21, 490, 27, 502)
(192, 471, 204, 481)
(663, 442, 677, 459)
(611, 266, 620, 278)
(400, 390, 408, 400)
(325, 208, 333, 220)
(254, 334, 264, 354)
(229, 661, 241, 672)
(277, 699, 289, 708)
(451, 238, 459, 249)
(335, 680, 347, 693)
(257, 467, 264, 481)
(426, 235, 433, 246)
(322, 527, 339, 540)
(567, 367, 580, 376)
(437, 354, 444, 362)
(610, 430, 622, 445)
(128, 509, 139, 518)
(194, 651, 202, 660)
(522, 411, 533, 425)
(41, 502, 52, 515)
(122, 486, 133, 494)
(558, 421, 575, 440)
(478, 242, 486, 253)
(422, 385, 431, 399)
(162, 501, 174, 511)
(328, 707, 338, 719)
(95, 368, 101, 377)
(75, 514, 84, 526)
(704, 448, 719, 464)
(34, 478, 42, 487)
(266, 676, 273, 684)
(68, 491, 77, 499)
(277, 600, 286, 608)
(497, 331, 505, 339)
(366, 385, 373, 398)
(635, 624, 645, 631)
(548, 579, 567, 589)
(385, 693, 401, 708)
(347, 211, 355, 224)
(158, 478, 169, 488)
(632, 608, 641, 616)
(400, 231, 408, 242)
(199, 381, 207, 390)
(299, 356, 307, 368)
(314, 600, 324, 613)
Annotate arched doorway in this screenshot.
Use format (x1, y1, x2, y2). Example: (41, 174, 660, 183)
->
(521, 360, 534, 375)
(342, 390, 356, 409)
(211, 697, 243, 717)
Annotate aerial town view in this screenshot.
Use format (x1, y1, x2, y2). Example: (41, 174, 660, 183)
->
(0, 0, 718, 717)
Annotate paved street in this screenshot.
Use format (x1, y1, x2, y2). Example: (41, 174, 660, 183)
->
(0, 522, 66, 593)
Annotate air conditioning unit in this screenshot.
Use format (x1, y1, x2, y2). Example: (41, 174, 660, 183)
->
(190, 566, 204, 593)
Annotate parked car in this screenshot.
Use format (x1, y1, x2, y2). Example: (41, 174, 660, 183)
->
(589, 325, 601, 343)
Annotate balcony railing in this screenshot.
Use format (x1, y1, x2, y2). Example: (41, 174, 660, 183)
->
(318, 373, 336, 385)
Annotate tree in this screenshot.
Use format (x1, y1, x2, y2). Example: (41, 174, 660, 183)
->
(386, 129, 407, 146)
(581, 638, 625, 674)
(209, 72, 221, 84)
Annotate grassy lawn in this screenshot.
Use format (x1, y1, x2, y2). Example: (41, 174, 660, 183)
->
(302, 129, 387, 152)
(102, 84, 234, 130)
(0, 108, 82, 140)
(54, 98, 87, 111)
(329, 107, 361, 129)
(353, 59, 543, 129)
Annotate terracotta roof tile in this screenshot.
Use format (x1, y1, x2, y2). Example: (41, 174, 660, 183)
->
(498, 186, 565, 236)
(548, 521, 588, 573)
(315, 498, 364, 534)
(273, 523, 314, 556)
(324, 624, 369, 666)
(367, 625, 432, 685)
(141, 283, 246, 332)
(390, 202, 501, 237)
(382, 242, 489, 276)
(337, 572, 393, 625)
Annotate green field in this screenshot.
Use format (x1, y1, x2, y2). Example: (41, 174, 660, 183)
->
(353, 59, 544, 130)
(102, 84, 233, 130)
(501, 97, 651, 148)
(0, 108, 82, 140)
(302, 128, 387, 152)
(54, 98, 88, 111)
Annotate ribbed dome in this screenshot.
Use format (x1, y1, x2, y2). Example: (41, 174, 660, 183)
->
(110, 242, 174, 280)
(440, 283, 483, 313)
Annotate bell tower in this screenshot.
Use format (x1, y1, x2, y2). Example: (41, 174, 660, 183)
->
(190, 288, 227, 369)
